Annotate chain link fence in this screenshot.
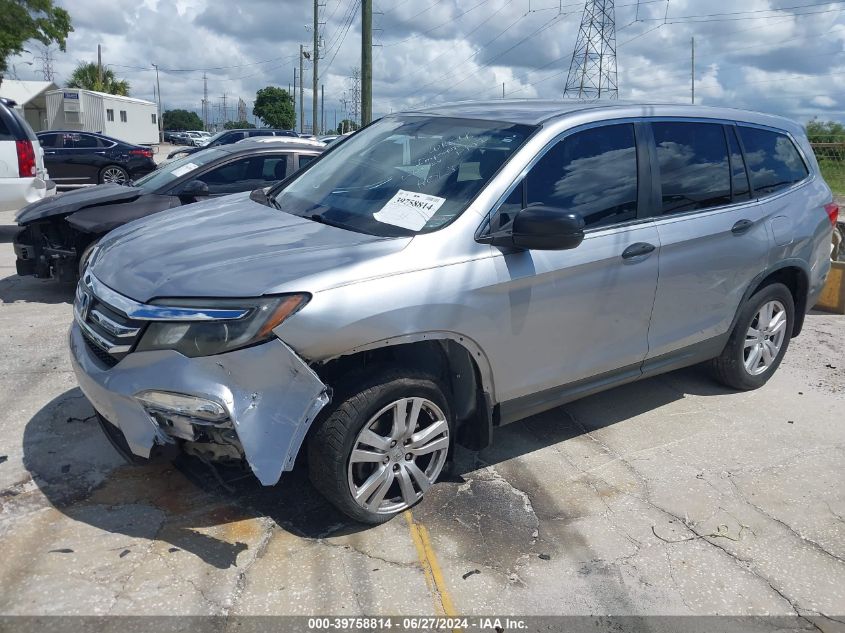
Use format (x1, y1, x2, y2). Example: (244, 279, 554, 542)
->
(811, 138, 845, 197)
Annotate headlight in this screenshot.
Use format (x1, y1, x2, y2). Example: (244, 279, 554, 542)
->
(135, 294, 309, 357)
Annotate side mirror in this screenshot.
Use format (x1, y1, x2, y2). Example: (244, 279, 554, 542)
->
(486, 206, 585, 251)
(177, 179, 209, 199)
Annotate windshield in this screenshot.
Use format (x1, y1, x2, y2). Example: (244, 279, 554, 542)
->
(269, 116, 535, 236)
(133, 148, 228, 191)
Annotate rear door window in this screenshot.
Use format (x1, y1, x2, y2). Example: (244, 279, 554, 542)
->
(525, 123, 639, 228)
(652, 121, 731, 215)
(737, 126, 808, 196)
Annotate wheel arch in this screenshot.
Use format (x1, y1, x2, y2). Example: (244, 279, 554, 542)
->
(312, 332, 497, 451)
(736, 260, 810, 337)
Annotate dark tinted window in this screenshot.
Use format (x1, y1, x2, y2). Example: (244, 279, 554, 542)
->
(526, 124, 638, 228)
(37, 133, 60, 148)
(63, 133, 100, 149)
(738, 126, 808, 196)
(0, 110, 11, 141)
(653, 122, 731, 215)
(727, 126, 751, 202)
(249, 130, 273, 137)
(297, 154, 317, 169)
(196, 155, 288, 194)
(493, 180, 524, 231)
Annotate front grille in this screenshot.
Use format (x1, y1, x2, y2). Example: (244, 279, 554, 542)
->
(75, 278, 145, 368)
(82, 332, 119, 367)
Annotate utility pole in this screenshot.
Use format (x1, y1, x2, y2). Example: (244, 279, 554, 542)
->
(299, 45, 305, 134)
(691, 36, 695, 105)
(321, 84, 325, 135)
(202, 72, 208, 131)
(152, 63, 163, 142)
(312, 0, 319, 135)
(502, 82, 505, 98)
(361, 0, 372, 125)
(293, 68, 298, 130)
(221, 93, 228, 125)
(97, 44, 103, 87)
(563, 0, 618, 99)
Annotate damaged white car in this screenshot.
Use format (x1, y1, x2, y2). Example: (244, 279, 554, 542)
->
(70, 101, 836, 523)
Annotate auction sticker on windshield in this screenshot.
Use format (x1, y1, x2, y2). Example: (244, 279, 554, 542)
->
(374, 190, 446, 231)
(171, 162, 199, 178)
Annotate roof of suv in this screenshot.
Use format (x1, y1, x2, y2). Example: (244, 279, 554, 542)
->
(406, 99, 800, 131)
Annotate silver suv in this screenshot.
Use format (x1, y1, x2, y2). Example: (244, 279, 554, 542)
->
(70, 101, 838, 523)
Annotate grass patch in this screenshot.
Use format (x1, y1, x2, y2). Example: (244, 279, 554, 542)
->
(819, 160, 845, 196)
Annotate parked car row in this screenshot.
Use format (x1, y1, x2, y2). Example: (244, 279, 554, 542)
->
(6, 100, 839, 526)
(167, 128, 299, 158)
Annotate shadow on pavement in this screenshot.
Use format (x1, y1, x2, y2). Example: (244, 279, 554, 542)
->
(0, 272, 74, 305)
(22, 365, 731, 571)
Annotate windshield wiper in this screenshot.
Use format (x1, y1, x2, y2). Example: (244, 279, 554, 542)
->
(308, 213, 354, 231)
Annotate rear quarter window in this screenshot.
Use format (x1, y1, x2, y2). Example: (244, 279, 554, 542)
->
(0, 110, 11, 141)
(737, 127, 808, 197)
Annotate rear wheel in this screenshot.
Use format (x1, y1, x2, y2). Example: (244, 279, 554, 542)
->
(99, 165, 129, 185)
(308, 370, 452, 524)
(712, 282, 794, 390)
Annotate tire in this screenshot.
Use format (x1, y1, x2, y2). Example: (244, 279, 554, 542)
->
(308, 369, 453, 524)
(712, 282, 795, 390)
(78, 239, 100, 276)
(99, 165, 129, 185)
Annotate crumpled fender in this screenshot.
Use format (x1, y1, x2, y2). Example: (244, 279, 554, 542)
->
(69, 323, 330, 485)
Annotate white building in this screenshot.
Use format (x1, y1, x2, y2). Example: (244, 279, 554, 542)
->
(0, 80, 59, 132)
(45, 88, 159, 145)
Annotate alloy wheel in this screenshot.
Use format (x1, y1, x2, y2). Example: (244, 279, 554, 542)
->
(347, 397, 449, 515)
(743, 299, 787, 376)
(102, 167, 127, 185)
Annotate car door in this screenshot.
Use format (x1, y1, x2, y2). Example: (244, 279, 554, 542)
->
(485, 122, 661, 410)
(644, 120, 773, 363)
(37, 133, 64, 180)
(58, 133, 104, 185)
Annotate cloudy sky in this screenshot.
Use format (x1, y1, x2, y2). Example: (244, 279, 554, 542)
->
(7, 0, 845, 130)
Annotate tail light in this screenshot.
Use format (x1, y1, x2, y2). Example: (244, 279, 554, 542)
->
(129, 148, 153, 158)
(16, 140, 36, 177)
(825, 202, 839, 227)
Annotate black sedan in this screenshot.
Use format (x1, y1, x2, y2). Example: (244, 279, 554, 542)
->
(13, 140, 323, 282)
(36, 131, 158, 188)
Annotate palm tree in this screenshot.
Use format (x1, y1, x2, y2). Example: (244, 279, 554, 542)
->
(66, 62, 130, 96)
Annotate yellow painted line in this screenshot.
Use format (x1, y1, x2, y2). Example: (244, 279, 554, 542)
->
(404, 510, 460, 622)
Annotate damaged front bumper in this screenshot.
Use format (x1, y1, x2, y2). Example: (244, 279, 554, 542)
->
(69, 322, 330, 485)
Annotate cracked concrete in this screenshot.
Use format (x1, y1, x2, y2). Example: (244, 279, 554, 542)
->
(0, 209, 843, 622)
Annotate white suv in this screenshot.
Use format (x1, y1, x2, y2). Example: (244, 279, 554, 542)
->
(0, 97, 54, 213)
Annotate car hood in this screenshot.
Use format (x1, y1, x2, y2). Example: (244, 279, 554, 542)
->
(15, 184, 140, 224)
(92, 192, 411, 303)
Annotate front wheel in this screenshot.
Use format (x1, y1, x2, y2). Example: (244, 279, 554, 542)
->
(308, 370, 452, 524)
(712, 282, 795, 390)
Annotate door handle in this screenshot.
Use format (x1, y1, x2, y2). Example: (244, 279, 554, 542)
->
(732, 219, 754, 235)
(44, 151, 56, 155)
(622, 242, 656, 259)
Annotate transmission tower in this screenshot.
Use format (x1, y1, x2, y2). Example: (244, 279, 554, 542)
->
(35, 46, 55, 82)
(563, 0, 618, 100)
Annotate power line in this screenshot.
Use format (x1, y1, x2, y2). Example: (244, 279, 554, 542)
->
(423, 11, 571, 102)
